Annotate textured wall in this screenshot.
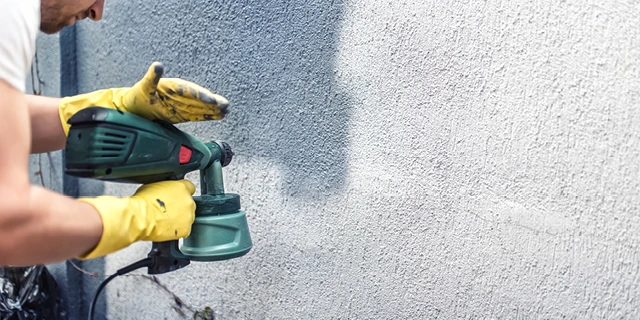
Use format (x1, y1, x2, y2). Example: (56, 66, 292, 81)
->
(25, 31, 70, 311)
(59, 0, 640, 318)
(28, 33, 61, 193)
(26, 30, 109, 320)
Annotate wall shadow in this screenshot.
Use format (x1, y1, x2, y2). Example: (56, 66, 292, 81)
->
(76, 0, 351, 199)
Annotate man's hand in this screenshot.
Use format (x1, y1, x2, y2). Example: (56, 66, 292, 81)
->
(58, 61, 229, 135)
(76, 180, 197, 260)
(121, 62, 229, 123)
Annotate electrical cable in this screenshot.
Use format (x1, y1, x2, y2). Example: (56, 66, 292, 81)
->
(88, 257, 153, 320)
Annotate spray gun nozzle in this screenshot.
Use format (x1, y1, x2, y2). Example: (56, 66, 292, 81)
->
(217, 141, 234, 167)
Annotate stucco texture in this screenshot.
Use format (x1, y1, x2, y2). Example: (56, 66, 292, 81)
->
(36, 0, 640, 318)
(26, 31, 69, 311)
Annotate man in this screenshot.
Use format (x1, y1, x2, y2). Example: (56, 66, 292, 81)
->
(0, 0, 229, 265)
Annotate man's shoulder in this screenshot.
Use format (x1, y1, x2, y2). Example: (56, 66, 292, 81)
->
(0, 0, 40, 23)
(0, 0, 40, 14)
(0, 0, 40, 93)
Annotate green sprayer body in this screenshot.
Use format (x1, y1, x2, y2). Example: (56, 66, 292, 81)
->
(64, 107, 252, 274)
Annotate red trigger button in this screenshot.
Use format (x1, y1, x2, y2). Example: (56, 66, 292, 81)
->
(179, 146, 192, 164)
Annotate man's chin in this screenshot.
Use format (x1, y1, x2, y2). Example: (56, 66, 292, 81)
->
(39, 22, 68, 35)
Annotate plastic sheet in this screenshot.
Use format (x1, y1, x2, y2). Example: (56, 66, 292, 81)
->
(0, 266, 67, 320)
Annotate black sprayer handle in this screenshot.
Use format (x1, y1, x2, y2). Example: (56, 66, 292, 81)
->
(146, 240, 190, 275)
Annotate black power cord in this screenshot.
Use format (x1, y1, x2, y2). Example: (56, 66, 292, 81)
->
(88, 257, 152, 320)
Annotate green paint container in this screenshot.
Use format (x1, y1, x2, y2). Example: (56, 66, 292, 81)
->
(181, 197, 252, 261)
(181, 157, 253, 261)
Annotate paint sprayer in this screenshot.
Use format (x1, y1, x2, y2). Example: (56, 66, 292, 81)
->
(63, 106, 252, 319)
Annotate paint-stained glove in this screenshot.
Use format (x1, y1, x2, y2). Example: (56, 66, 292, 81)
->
(58, 62, 229, 135)
(76, 180, 196, 260)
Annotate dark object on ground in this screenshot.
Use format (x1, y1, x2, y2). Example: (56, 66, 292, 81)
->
(0, 266, 67, 320)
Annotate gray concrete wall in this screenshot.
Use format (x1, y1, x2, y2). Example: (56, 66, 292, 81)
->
(26, 29, 110, 320)
(25, 31, 69, 313)
(36, 0, 640, 318)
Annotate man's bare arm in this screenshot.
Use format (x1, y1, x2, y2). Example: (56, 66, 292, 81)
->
(26, 94, 65, 153)
(0, 81, 102, 266)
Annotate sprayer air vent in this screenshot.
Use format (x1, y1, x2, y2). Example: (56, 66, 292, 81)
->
(87, 130, 134, 161)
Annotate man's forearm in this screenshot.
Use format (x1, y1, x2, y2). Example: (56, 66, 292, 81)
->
(0, 82, 103, 266)
(26, 94, 66, 153)
(0, 184, 103, 266)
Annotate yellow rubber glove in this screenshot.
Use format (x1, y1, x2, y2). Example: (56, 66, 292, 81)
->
(58, 62, 229, 135)
(76, 180, 196, 260)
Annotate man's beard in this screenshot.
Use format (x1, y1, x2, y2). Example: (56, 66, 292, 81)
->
(40, 20, 66, 34)
(39, 2, 70, 34)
